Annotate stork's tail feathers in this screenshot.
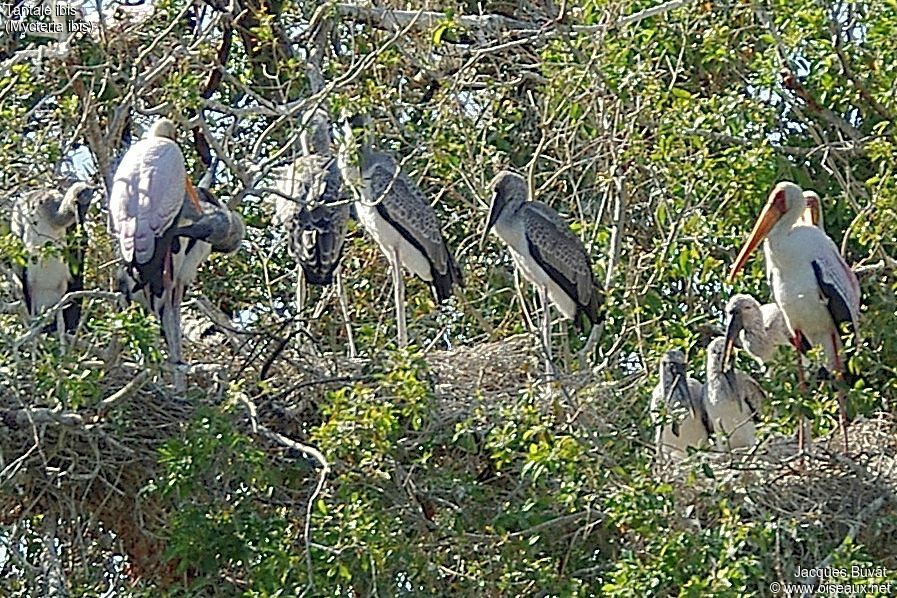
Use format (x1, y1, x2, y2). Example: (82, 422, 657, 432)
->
(302, 264, 338, 287)
(431, 255, 463, 304)
(576, 284, 606, 330)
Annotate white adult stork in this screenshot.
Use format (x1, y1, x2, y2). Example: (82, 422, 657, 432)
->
(723, 191, 825, 367)
(649, 349, 710, 461)
(10, 181, 96, 336)
(337, 117, 463, 348)
(728, 181, 860, 451)
(481, 171, 604, 369)
(110, 118, 244, 371)
(703, 337, 765, 451)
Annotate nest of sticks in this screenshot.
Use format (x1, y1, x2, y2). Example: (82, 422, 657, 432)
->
(659, 413, 897, 573)
(0, 306, 549, 582)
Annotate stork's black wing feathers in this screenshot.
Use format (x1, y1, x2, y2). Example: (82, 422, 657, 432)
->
(374, 202, 461, 302)
(521, 203, 603, 328)
(294, 161, 348, 286)
(18, 266, 32, 314)
(61, 203, 89, 332)
(812, 260, 853, 331)
(133, 225, 179, 298)
(366, 157, 462, 302)
(526, 237, 602, 329)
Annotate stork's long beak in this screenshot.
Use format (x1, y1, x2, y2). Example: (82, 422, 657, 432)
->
(670, 362, 694, 413)
(479, 192, 500, 249)
(185, 177, 203, 213)
(723, 310, 743, 371)
(728, 202, 783, 282)
(77, 185, 98, 203)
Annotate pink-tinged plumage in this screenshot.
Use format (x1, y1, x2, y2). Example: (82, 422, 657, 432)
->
(110, 136, 186, 265)
(729, 181, 861, 452)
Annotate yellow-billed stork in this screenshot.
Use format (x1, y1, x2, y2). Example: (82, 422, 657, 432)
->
(110, 118, 244, 373)
(723, 192, 824, 367)
(728, 181, 860, 451)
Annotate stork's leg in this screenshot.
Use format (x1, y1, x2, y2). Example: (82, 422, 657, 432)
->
(55, 308, 66, 353)
(391, 248, 407, 348)
(336, 267, 357, 358)
(295, 265, 307, 316)
(831, 332, 850, 454)
(539, 286, 553, 376)
(577, 323, 603, 369)
(791, 331, 810, 453)
(514, 268, 536, 332)
(159, 285, 186, 390)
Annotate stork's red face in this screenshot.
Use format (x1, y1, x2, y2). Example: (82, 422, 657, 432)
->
(803, 192, 822, 227)
(728, 182, 801, 282)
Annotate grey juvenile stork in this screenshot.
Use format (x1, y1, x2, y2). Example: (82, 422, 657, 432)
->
(274, 109, 350, 310)
(110, 118, 244, 371)
(704, 337, 766, 451)
(10, 181, 96, 336)
(274, 108, 354, 355)
(337, 117, 462, 348)
(723, 293, 792, 367)
(481, 171, 604, 370)
(650, 349, 710, 461)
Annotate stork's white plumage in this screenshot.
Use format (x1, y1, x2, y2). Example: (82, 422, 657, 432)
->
(729, 181, 860, 451)
(110, 118, 243, 371)
(649, 350, 710, 461)
(11, 181, 96, 334)
(703, 337, 765, 451)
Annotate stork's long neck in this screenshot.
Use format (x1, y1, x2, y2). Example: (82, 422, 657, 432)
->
(492, 196, 526, 240)
(767, 204, 804, 244)
(42, 191, 78, 229)
(739, 306, 765, 347)
(705, 349, 726, 386)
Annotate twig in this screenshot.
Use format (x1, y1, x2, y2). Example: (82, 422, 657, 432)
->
(13, 290, 120, 348)
(258, 423, 328, 591)
(801, 493, 891, 587)
(95, 372, 150, 417)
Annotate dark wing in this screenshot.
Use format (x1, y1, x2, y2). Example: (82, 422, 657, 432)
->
(734, 371, 765, 423)
(523, 202, 603, 326)
(812, 252, 861, 344)
(297, 158, 348, 285)
(275, 156, 348, 285)
(366, 155, 462, 301)
(61, 201, 90, 332)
